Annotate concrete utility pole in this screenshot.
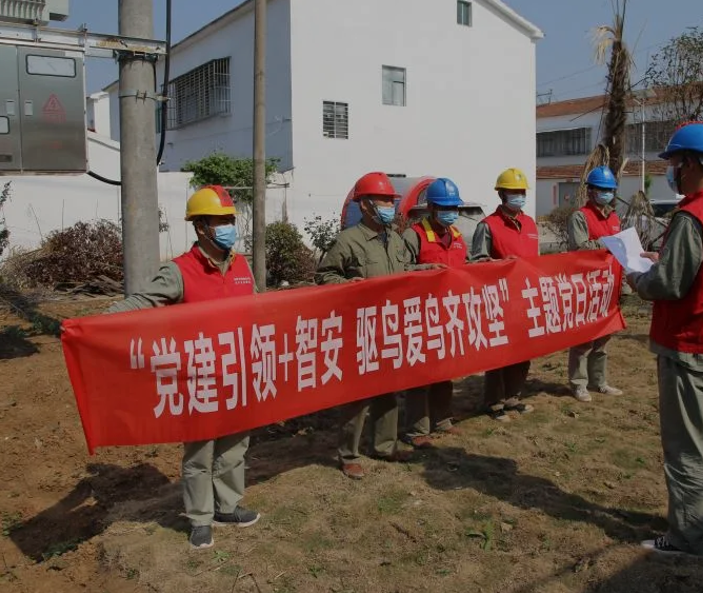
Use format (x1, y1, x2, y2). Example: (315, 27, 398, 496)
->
(118, 0, 160, 294)
(252, 0, 267, 291)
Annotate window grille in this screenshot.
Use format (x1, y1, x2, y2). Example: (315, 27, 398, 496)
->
(323, 101, 349, 139)
(165, 57, 231, 130)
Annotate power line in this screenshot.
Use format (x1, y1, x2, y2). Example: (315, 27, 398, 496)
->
(537, 38, 668, 91)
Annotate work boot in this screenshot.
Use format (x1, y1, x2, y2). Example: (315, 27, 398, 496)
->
(404, 435, 434, 449)
(572, 386, 592, 402)
(189, 525, 214, 549)
(589, 384, 623, 396)
(213, 507, 261, 528)
(340, 462, 365, 480)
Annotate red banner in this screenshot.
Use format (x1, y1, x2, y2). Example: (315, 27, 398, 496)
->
(61, 251, 625, 453)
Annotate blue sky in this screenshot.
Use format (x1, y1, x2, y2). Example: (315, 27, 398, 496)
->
(66, 0, 702, 101)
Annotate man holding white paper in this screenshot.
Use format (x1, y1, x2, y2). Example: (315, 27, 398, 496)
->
(566, 166, 623, 402)
(628, 122, 703, 556)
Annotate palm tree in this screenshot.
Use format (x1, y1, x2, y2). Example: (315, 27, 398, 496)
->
(593, 0, 632, 179)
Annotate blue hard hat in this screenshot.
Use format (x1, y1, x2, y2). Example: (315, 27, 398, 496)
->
(659, 122, 703, 159)
(426, 178, 463, 207)
(585, 166, 618, 190)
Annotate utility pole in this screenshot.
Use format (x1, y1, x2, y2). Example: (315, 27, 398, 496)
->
(640, 99, 646, 193)
(118, 0, 160, 294)
(252, 0, 267, 291)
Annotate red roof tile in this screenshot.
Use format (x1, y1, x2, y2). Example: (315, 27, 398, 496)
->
(537, 161, 668, 180)
(537, 90, 667, 119)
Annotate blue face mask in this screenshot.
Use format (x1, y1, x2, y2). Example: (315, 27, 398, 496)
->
(505, 194, 526, 211)
(374, 206, 396, 226)
(594, 191, 615, 206)
(212, 224, 237, 250)
(436, 211, 459, 227)
(666, 165, 680, 194)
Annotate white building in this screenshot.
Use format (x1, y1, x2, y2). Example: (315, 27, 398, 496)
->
(535, 93, 678, 217)
(105, 0, 543, 229)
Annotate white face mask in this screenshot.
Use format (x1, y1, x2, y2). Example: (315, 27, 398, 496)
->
(504, 193, 526, 211)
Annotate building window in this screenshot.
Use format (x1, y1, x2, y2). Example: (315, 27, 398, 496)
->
(457, 1, 472, 26)
(323, 101, 349, 139)
(382, 66, 406, 106)
(165, 57, 230, 130)
(537, 128, 592, 157)
(626, 119, 677, 154)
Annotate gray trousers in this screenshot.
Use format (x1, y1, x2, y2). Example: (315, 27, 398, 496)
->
(568, 335, 611, 389)
(658, 355, 703, 554)
(182, 433, 249, 527)
(405, 381, 453, 437)
(483, 362, 531, 409)
(338, 393, 399, 463)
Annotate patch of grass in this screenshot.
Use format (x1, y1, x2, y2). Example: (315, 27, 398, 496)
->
(610, 448, 646, 471)
(220, 564, 242, 577)
(185, 558, 202, 574)
(464, 519, 496, 551)
(303, 532, 334, 553)
(269, 505, 309, 529)
(308, 565, 325, 578)
(125, 567, 139, 580)
(42, 539, 79, 561)
(377, 490, 409, 515)
(1, 512, 22, 536)
(212, 550, 230, 564)
(272, 574, 297, 593)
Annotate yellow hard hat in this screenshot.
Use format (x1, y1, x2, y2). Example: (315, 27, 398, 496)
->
(495, 168, 530, 191)
(185, 185, 237, 220)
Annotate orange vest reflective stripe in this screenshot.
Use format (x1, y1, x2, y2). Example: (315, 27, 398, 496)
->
(412, 219, 467, 267)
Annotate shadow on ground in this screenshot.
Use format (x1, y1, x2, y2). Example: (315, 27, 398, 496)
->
(421, 448, 666, 544)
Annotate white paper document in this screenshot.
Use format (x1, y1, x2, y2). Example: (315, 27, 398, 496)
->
(599, 227, 654, 274)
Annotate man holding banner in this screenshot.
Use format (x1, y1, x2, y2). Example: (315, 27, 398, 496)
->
(471, 168, 539, 422)
(107, 185, 260, 550)
(629, 122, 703, 556)
(315, 172, 442, 479)
(566, 166, 623, 403)
(401, 177, 468, 447)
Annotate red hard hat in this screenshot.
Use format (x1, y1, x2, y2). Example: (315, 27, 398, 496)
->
(352, 172, 398, 201)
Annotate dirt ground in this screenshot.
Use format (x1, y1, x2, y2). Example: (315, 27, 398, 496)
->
(1, 292, 702, 593)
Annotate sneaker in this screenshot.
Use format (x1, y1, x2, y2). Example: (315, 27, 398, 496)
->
(213, 506, 261, 528)
(189, 525, 214, 549)
(589, 385, 623, 396)
(641, 535, 686, 556)
(504, 399, 534, 414)
(572, 386, 592, 402)
(487, 407, 510, 422)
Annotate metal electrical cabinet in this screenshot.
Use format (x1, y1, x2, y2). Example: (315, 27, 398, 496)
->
(0, 44, 87, 174)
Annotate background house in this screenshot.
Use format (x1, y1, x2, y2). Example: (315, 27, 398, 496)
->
(535, 92, 678, 217)
(105, 0, 543, 230)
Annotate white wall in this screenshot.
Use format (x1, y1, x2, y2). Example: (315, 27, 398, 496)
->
(86, 92, 111, 137)
(287, 0, 539, 229)
(107, 0, 293, 175)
